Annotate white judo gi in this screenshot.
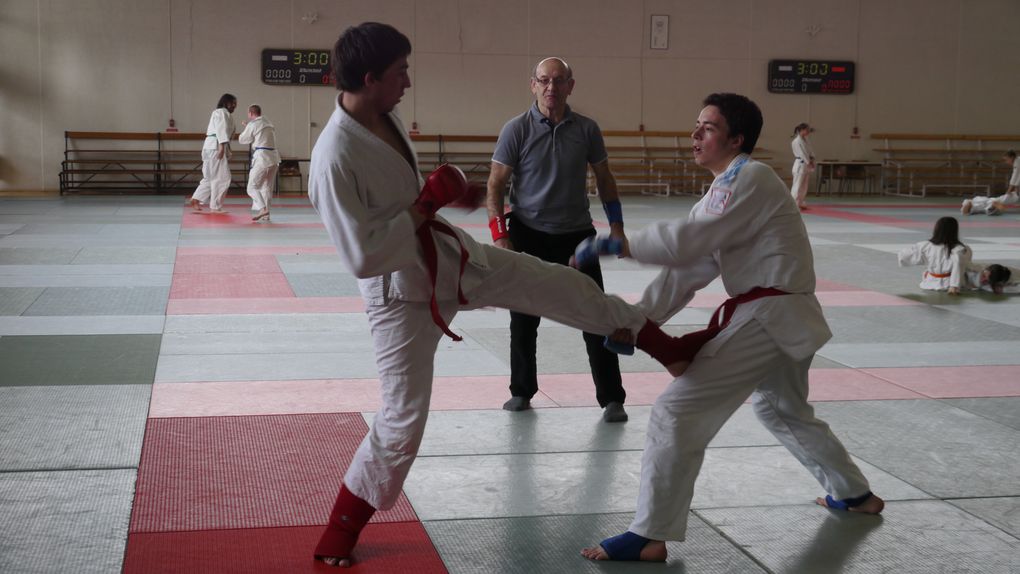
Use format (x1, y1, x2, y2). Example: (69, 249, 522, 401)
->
(897, 240, 971, 291)
(963, 158, 1020, 215)
(789, 134, 814, 207)
(190, 107, 235, 210)
(626, 154, 870, 542)
(238, 117, 281, 212)
(308, 97, 651, 510)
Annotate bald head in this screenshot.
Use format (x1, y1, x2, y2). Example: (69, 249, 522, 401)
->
(533, 57, 572, 80)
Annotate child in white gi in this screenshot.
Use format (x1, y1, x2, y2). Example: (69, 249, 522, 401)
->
(238, 104, 280, 222)
(961, 150, 1020, 215)
(898, 216, 972, 294)
(964, 261, 1020, 294)
(187, 93, 236, 214)
(789, 122, 815, 210)
(581, 93, 883, 564)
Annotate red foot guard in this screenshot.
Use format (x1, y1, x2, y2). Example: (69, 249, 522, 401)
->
(314, 484, 377, 563)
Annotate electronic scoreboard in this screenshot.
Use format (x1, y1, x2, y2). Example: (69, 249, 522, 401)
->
(768, 60, 855, 94)
(262, 49, 332, 86)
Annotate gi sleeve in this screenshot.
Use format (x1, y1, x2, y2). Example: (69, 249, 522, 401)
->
(308, 164, 417, 279)
(897, 242, 926, 267)
(949, 245, 971, 289)
(637, 254, 720, 324)
(238, 121, 256, 146)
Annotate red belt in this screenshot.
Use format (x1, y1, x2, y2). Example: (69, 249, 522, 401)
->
(924, 271, 951, 279)
(671, 287, 788, 362)
(415, 219, 469, 341)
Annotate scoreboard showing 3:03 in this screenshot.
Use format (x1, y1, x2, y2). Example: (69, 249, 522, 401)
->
(768, 60, 855, 94)
(262, 49, 333, 86)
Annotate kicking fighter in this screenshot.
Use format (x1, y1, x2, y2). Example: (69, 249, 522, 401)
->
(308, 22, 698, 568)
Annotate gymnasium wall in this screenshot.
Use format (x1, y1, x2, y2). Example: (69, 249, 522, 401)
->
(2, 0, 1019, 192)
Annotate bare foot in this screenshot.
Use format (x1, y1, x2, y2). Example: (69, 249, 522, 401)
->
(666, 360, 690, 378)
(207, 208, 228, 215)
(580, 539, 667, 562)
(815, 493, 885, 514)
(318, 556, 351, 568)
(252, 209, 269, 221)
(961, 200, 972, 215)
(187, 198, 202, 212)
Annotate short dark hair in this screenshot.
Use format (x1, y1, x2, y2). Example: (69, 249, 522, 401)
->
(1005, 149, 1017, 160)
(333, 22, 412, 92)
(986, 264, 1011, 288)
(703, 93, 763, 154)
(217, 93, 237, 109)
(793, 122, 809, 136)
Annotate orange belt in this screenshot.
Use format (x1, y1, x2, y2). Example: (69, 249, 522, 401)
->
(925, 271, 951, 279)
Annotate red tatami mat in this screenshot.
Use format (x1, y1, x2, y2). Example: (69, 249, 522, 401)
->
(174, 253, 283, 274)
(130, 413, 417, 533)
(124, 523, 446, 574)
(169, 272, 296, 298)
(177, 246, 337, 255)
(861, 365, 1020, 398)
(167, 296, 364, 314)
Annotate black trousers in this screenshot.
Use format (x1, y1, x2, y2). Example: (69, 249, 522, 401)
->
(507, 215, 625, 407)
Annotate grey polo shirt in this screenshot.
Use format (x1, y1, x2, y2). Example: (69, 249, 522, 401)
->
(492, 104, 608, 234)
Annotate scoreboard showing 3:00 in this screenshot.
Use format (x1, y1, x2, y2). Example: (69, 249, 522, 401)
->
(261, 49, 332, 86)
(768, 60, 855, 94)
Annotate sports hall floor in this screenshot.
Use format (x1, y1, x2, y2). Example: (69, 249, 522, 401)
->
(0, 193, 1018, 574)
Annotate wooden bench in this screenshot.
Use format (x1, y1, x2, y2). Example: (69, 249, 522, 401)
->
(61, 131, 252, 195)
(871, 133, 1020, 197)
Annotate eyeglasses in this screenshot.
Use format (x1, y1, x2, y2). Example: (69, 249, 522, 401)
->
(533, 76, 570, 87)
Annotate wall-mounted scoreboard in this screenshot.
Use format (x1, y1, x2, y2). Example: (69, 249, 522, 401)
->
(262, 49, 332, 86)
(768, 60, 855, 94)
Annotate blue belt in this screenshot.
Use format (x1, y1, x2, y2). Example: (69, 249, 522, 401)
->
(254, 147, 275, 151)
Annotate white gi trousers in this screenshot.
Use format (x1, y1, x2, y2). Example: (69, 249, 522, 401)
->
(790, 161, 810, 207)
(344, 245, 649, 510)
(191, 149, 232, 210)
(247, 163, 278, 212)
(629, 318, 870, 541)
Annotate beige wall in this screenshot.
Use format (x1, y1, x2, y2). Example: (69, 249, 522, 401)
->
(2, 0, 1020, 191)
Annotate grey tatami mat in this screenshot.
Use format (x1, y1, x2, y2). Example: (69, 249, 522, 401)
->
(71, 246, 177, 264)
(0, 287, 43, 315)
(941, 397, 1020, 430)
(0, 315, 165, 336)
(0, 334, 162, 386)
(22, 286, 170, 316)
(284, 272, 363, 296)
(0, 247, 79, 264)
(424, 513, 765, 574)
(402, 405, 779, 457)
(0, 385, 150, 470)
(0, 469, 136, 574)
(949, 497, 1020, 538)
(818, 341, 1020, 367)
(814, 400, 1020, 498)
(403, 447, 924, 521)
(824, 305, 1020, 343)
(698, 500, 1020, 574)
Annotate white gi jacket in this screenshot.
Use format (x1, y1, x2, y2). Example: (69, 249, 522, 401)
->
(632, 154, 832, 360)
(791, 134, 814, 173)
(898, 240, 971, 291)
(203, 108, 234, 152)
(1010, 157, 1020, 188)
(308, 97, 489, 305)
(238, 117, 281, 167)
